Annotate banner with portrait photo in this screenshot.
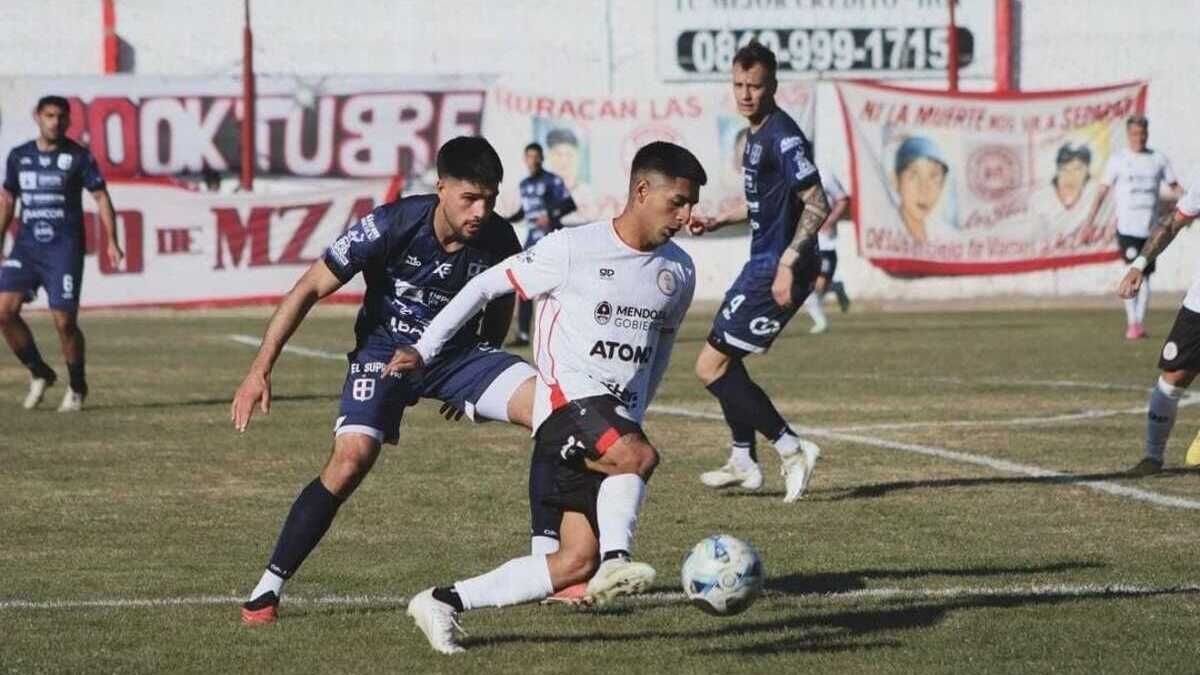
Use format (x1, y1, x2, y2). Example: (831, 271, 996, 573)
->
(484, 83, 816, 224)
(836, 80, 1147, 276)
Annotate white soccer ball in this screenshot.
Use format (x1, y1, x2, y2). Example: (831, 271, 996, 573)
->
(680, 534, 765, 615)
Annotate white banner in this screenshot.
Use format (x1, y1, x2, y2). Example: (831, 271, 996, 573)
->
(8, 179, 396, 309)
(656, 0, 996, 81)
(485, 82, 816, 223)
(837, 79, 1147, 276)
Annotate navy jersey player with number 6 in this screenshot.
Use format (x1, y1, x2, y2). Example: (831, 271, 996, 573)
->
(0, 95, 125, 412)
(232, 137, 539, 625)
(688, 42, 829, 502)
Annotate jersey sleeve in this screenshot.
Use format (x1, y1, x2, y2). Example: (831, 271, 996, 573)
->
(80, 148, 106, 191)
(779, 134, 820, 191)
(1102, 156, 1120, 186)
(551, 174, 572, 204)
(500, 228, 570, 300)
(1177, 176, 1200, 218)
(322, 208, 389, 282)
(2, 150, 19, 195)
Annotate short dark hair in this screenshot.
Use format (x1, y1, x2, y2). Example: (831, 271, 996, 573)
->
(36, 95, 70, 114)
(1126, 115, 1149, 130)
(436, 136, 503, 186)
(733, 41, 777, 81)
(546, 128, 578, 148)
(631, 141, 707, 187)
(524, 142, 543, 155)
(1055, 143, 1092, 167)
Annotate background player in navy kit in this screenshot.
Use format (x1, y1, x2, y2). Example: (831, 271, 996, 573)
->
(506, 142, 575, 346)
(231, 137, 537, 624)
(0, 95, 124, 411)
(688, 43, 828, 501)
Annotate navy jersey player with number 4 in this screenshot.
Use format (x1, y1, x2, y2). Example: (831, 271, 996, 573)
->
(232, 137, 540, 625)
(0, 95, 125, 412)
(688, 43, 829, 502)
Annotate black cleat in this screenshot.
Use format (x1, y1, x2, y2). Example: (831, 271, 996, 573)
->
(241, 591, 280, 625)
(1127, 457, 1163, 477)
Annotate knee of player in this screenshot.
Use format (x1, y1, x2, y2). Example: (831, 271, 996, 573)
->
(0, 308, 15, 327)
(553, 549, 597, 585)
(622, 442, 659, 477)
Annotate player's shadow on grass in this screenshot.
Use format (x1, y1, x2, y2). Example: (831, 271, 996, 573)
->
(86, 393, 336, 411)
(826, 468, 1199, 501)
(764, 560, 1105, 595)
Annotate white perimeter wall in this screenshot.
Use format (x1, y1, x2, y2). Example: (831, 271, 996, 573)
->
(2, 0, 1199, 301)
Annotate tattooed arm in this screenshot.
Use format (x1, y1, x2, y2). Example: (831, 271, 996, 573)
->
(1117, 209, 1197, 299)
(772, 181, 830, 307)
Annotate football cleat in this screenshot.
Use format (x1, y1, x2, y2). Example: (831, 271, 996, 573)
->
(809, 320, 829, 334)
(1186, 432, 1200, 467)
(57, 387, 85, 412)
(700, 461, 763, 490)
(1128, 457, 1163, 476)
(781, 439, 821, 503)
(407, 588, 465, 655)
(584, 558, 656, 607)
(22, 375, 55, 410)
(240, 591, 279, 625)
(540, 581, 589, 606)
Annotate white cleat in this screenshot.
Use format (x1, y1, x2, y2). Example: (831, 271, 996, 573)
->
(57, 387, 85, 412)
(22, 377, 53, 410)
(809, 320, 829, 334)
(699, 461, 764, 490)
(781, 440, 821, 503)
(584, 558, 656, 607)
(407, 588, 465, 655)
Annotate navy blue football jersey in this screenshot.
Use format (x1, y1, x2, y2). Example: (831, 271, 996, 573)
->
(2, 138, 106, 248)
(518, 169, 572, 229)
(742, 109, 820, 259)
(323, 194, 521, 349)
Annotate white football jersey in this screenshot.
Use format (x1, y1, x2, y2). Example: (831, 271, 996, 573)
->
(1174, 176, 1200, 313)
(503, 220, 695, 432)
(1103, 149, 1178, 237)
(817, 173, 848, 252)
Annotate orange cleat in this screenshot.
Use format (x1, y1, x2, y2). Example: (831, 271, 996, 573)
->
(540, 582, 589, 606)
(240, 592, 279, 625)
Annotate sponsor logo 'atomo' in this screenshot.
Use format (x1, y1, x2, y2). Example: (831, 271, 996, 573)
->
(589, 340, 653, 364)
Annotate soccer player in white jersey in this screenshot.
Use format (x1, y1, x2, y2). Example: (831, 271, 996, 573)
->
(1086, 115, 1182, 340)
(803, 172, 850, 334)
(385, 142, 701, 654)
(1117, 173, 1200, 475)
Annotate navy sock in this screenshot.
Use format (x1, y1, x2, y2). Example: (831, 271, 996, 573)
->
(67, 360, 86, 394)
(15, 343, 54, 380)
(266, 478, 345, 579)
(706, 359, 789, 442)
(716, 397, 758, 462)
(433, 586, 465, 612)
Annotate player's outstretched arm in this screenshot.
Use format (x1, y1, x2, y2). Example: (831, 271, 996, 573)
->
(90, 189, 125, 268)
(0, 188, 14, 254)
(1118, 209, 1197, 299)
(382, 264, 516, 377)
(689, 201, 749, 236)
(772, 181, 829, 308)
(231, 261, 345, 431)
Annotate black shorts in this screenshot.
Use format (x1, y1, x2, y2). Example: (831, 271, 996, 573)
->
(1117, 234, 1155, 275)
(817, 251, 838, 281)
(1159, 307, 1200, 371)
(528, 395, 643, 540)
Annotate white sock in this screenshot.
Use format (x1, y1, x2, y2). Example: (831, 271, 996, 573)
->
(730, 442, 756, 469)
(804, 294, 827, 327)
(597, 474, 646, 557)
(1135, 280, 1151, 324)
(774, 428, 800, 457)
(1123, 297, 1137, 326)
(454, 554, 554, 610)
(1145, 376, 1184, 462)
(249, 569, 285, 601)
(531, 535, 560, 556)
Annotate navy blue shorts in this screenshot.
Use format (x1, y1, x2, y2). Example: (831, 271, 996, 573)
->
(707, 254, 818, 357)
(0, 243, 84, 311)
(334, 339, 526, 444)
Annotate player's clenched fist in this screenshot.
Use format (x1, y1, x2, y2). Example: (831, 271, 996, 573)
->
(381, 345, 424, 377)
(231, 369, 271, 432)
(1117, 268, 1144, 300)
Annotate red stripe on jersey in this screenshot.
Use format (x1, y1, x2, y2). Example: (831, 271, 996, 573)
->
(595, 427, 620, 455)
(506, 269, 529, 301)
(550, 383, 568, 410)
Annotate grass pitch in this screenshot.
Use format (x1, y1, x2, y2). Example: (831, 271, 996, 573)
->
(2, 301, 1199, 673)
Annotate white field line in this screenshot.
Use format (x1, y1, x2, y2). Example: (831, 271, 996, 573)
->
(226, 334, 344, 361)
(224, 334, 1200, 510)
(5, 583, 1199, 612)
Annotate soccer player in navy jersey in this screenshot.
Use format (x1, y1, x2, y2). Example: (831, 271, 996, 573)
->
(688, 43, 828, 502)
(506, 142, 575, 346)
(0, 95, 124, 411)
(232, 137, 539, 624)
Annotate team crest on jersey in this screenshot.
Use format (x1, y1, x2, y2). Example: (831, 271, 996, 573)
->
(594, 301, 612, 325)
(38, 156, 50, 167)
(18, 172, 36, 190)
(57, 154, 72, 170)
(748, 144, 762, 166)
(792, 151, 817, 181)
(657, 269, 678, 296)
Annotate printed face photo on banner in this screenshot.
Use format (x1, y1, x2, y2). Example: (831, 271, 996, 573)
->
(837, 80, 1143, 275)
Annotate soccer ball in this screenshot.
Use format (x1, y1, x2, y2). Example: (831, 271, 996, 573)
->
(680, 534, 765, 616)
